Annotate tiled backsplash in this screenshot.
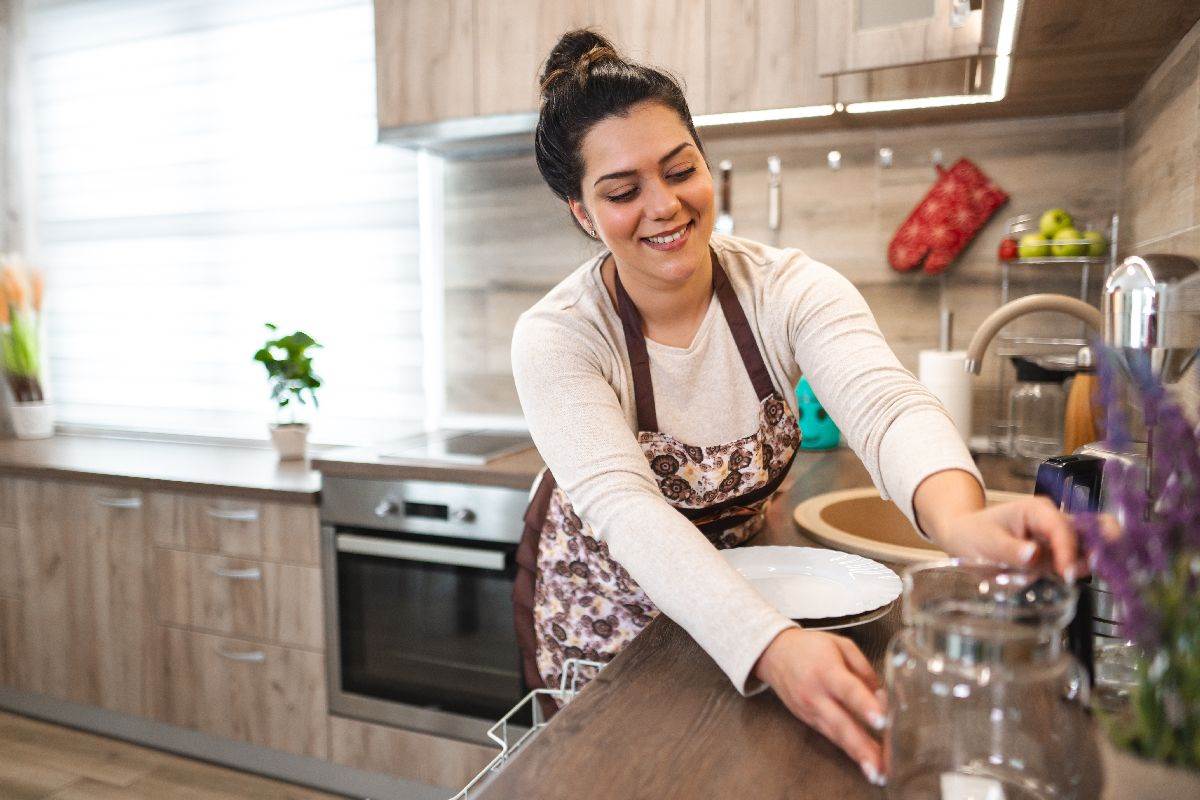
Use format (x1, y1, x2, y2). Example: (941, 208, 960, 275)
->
(443, 112, 1124, 436)
(1120, 17, 1200, 418)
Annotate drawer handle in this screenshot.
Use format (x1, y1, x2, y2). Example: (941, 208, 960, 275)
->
(205, 507, 259, 522)
(211, 566, 262, 581)
(216, 648, 266, 663)
(96, 496, 142, 510)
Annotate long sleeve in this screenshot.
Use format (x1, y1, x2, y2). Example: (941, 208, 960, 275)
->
(511, 314, 797, 694)
(764, 254, 984, 531)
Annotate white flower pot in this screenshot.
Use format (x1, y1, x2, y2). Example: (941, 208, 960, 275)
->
(269, 422, 310, 460)
(10, 401, 55, 439)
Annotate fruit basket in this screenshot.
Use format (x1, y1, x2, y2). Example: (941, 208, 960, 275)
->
(987, 211, 1118, 454)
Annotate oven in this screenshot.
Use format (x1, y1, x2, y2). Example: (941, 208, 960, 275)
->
(321, 475, 533, 744)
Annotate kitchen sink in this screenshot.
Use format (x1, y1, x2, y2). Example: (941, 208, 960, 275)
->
(793, 487, 1028, 564)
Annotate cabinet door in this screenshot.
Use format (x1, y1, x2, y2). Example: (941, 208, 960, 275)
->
(375, 0, 475, 127)
(475, 0, 589, 116)
(587, 0, 708, 115)
(816, 0, 983, 76)
(709, 0, 833, 113)
(0, 597, 24, 688)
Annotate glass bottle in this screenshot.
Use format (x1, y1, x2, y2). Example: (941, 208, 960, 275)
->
(885, 561, 1099, 800)
(1008, 357, 1068, 476)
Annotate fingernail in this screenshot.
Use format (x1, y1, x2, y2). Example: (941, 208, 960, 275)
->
(1020, 541, 1038, 563)
(868, 711, 887, 731)
(861, 761, 887, 787)
(1064, 565, 1078, 583)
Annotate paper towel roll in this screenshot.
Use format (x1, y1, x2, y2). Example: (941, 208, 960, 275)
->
(919, 349, 972, 442)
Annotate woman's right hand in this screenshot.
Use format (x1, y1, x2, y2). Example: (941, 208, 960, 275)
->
(753, 627, 888, 787)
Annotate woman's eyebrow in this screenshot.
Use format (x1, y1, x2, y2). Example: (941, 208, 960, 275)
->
(593, 142, 693, 186)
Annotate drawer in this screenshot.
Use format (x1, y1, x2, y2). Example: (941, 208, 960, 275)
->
(329, 714, 495, 791)
(154, 549, 324, 650)
(154, 626, 327, 759)
(159, 495, 319, 566)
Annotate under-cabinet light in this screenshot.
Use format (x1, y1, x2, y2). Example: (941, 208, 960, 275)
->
(846, 0, 1020, 114)
(694, 104, 837, 127)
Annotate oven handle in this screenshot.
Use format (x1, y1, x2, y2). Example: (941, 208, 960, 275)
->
(335, 533, 506, 571)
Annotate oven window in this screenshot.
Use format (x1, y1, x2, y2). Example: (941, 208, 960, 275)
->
(337, 542, 525, 721)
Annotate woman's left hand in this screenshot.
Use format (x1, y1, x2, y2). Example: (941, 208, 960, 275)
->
(914, 469, 1085, 581)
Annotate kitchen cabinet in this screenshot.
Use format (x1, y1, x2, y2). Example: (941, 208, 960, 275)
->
(155, 626, 328, 759)
(375, 0, 476, 128)
(329, 714, 495, 791)
(815, 0, 984, 76)
(160, 494, 321, 566)
(708, 0, 832, 113)
(13, 478, 158, 715)
(475, 0, 588, 116)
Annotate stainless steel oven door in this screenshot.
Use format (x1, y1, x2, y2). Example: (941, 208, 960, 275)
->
(323, 524, 527, 744)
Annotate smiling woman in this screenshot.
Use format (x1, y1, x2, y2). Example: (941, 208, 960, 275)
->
(510, 29, 1081, 788)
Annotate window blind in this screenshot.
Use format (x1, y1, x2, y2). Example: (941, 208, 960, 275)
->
(23, 0, 424, 445)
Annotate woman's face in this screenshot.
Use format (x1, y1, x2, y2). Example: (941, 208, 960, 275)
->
(570, 101, 714, 288)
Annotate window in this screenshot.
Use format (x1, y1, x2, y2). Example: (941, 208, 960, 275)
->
(22, 0, 423, 444)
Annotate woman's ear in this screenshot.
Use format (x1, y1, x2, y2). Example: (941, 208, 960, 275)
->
(568, 198, 597, 239)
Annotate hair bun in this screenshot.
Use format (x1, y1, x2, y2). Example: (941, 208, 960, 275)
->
(539, 29, 622, 96)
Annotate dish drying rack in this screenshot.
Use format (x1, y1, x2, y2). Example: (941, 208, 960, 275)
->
(449, 658, 605, 799)
(987, 211, 1118, 455)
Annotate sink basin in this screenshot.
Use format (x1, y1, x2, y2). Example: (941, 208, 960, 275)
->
(793, 487, 1028, 564)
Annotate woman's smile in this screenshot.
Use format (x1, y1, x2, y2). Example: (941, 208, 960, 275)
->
(642, 221, 692, 252)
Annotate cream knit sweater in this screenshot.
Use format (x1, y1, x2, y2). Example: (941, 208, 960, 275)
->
(511, 234, 982, 693)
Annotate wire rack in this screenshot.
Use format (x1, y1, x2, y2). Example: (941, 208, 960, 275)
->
(449, 658, 605, 799)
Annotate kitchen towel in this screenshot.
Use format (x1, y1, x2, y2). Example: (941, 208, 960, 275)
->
(888, 158, 1009, 275)
(918, 349, 972, 443)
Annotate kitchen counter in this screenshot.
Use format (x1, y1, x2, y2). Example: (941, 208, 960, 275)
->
(0, 434, 321, 502)
(473, 449, 1081, 799)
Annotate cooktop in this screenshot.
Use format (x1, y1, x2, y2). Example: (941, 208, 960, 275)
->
(377, 429, 533, 465)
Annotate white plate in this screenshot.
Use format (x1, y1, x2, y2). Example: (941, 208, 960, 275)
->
(721, 546, 902, 621)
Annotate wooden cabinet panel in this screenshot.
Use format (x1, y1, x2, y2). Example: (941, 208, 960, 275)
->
(475, 0, 589, 116)
(15, 479, 152, 714)
(587, 0, 709, 114)
(0, 476, 15, 526)
(176, 495, 264, 558)
(816, 0, 983, 76)
(709, 0, 833, 113)
(154, 547, 191, 627)
(259, 502, 320, 567)
(329, 715, 495, 790)
(262, 560, 324, 651)
(375, 0, 476, 127)
(189, 554, 267, 642)
(0, 524, 20, 598)
(155, 627, 328, 759)
(0, 596, 25, 689)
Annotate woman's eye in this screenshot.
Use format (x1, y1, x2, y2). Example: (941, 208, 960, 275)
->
(668, 166, 696, 182)
(607, 189, 637, 203)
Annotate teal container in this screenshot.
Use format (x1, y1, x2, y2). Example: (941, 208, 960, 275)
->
(795, 376, 840, 450)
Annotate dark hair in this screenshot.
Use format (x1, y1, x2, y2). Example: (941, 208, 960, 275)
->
(534, 29, 704, 228)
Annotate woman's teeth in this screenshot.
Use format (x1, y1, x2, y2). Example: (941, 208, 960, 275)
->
(646, 226, 686, 244)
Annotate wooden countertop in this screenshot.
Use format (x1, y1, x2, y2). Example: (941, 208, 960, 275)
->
(312, 443, 544, 490)
(0, 434, 322, 502)
(475, 449, 1055, 799)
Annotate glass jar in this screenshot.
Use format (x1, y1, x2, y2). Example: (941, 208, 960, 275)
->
(1009, 357, 1069, 476)
(885, 561, 1099, 799)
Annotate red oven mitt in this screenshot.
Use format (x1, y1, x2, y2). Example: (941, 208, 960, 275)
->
(888, 158, 1009, 275)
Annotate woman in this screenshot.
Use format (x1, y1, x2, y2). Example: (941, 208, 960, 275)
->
(511, 30, 1081, 786)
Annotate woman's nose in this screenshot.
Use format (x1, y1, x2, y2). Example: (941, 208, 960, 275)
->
(643, 177, 682, 220)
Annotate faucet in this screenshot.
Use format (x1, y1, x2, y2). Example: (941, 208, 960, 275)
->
(963, 294, 1104, 374)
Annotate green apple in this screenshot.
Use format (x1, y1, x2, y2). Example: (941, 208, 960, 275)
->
(1039, 208, 1074, 238)
(1083, 230, 1108, 257)
(1051, 227, 1087, 257)
(1018, 232, 1050, 258)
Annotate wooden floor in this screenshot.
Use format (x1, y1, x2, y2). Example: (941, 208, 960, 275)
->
(0, 711, 347, 800)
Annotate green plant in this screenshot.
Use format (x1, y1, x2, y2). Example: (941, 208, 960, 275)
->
(252, 323, 322, 426)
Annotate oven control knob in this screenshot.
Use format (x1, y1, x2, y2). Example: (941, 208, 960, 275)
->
(452, 508, 476, 524)
(374, 500, 400, 518)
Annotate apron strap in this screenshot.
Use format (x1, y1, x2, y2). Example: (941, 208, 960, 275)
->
(613, 248, 780, 433)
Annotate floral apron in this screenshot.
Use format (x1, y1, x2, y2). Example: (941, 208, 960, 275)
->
(512, 250, 801, 713)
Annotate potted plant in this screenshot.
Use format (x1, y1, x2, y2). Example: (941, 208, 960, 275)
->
(1075, 349, 1200, 797)
(0, 255, 52, 439)
(252, 323, 322, 460)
